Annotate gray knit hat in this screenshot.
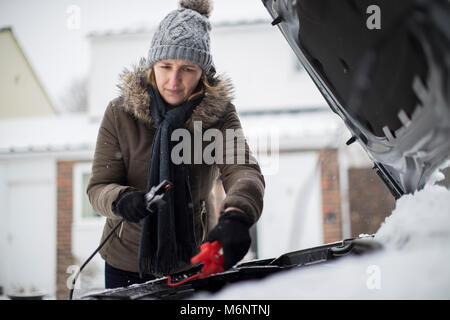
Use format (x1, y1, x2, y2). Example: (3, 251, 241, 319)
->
(147, 0, 213, 73)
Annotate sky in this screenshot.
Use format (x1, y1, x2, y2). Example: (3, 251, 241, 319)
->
(0, 0, 271, 111)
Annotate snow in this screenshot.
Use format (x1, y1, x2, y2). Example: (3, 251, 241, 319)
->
(194, 164, 450, 300)
(0, 114, 100, 154)
(240, 110, 342, 141)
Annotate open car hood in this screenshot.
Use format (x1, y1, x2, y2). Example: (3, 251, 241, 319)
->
(262, 0, 450, 198)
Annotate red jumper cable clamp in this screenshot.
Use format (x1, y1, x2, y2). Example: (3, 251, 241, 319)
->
(167, 240, 224, 287)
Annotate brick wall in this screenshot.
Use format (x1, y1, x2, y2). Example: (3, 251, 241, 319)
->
(319, 149, 342, 243)
(349, 167, 396, 237)
(56, 161, 76, 300)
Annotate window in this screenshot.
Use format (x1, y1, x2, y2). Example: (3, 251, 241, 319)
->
(73, 162, 102, 223)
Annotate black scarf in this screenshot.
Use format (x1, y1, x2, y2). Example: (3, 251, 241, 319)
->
(139, 85, 203, 276)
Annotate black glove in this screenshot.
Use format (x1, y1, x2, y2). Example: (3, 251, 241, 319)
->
(205, 210, 253, 270)
(114, 190, 150, 223)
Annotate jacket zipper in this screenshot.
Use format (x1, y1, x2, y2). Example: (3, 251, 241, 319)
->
(200, 200, 207, 242)
(118, 221, 124, 239)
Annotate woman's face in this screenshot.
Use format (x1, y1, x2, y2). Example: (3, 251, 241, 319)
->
(153, 59, 203, 106)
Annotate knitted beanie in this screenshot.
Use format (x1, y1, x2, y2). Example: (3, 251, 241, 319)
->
(147, 0, 213, 73)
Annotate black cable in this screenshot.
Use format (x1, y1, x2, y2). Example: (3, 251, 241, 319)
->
(68, 218, 124, 300)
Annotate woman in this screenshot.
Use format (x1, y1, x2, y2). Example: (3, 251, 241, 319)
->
(87, 0, 265, 289)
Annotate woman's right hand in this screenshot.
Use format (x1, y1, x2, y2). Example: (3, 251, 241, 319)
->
(114, 190, 151, 223)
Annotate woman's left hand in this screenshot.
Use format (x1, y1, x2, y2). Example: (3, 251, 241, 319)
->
(205, 210, 253, 269)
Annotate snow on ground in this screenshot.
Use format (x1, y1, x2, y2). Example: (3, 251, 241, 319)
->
(194, 166, 450, 300)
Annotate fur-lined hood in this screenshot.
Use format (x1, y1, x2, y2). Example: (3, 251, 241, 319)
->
(116, 58, 235, 130)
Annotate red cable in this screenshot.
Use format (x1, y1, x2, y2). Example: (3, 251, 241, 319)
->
(167, 273, 201, 287)
(166, 241, 224, 287)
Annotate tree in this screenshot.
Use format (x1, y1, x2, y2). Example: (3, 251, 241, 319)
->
(58, 76, 88, 113)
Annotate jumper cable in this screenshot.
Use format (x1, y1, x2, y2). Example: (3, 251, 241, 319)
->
(167, 240, 224, 287)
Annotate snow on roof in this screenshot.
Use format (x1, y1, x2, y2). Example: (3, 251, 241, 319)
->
(0, 108, 344, 155)
(239, 108, 346, 150)
(241, 108, 341, 136)
(87, 19, 270, 38)
(0, 114, 100, 154)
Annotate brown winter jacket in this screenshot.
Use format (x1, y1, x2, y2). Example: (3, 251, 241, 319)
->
(87, 59, 265, 274)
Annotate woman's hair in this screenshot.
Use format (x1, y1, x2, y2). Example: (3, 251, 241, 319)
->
(146, 67, 218, 101)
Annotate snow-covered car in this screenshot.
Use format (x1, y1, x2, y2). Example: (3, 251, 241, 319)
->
(79, 0, 450, 300)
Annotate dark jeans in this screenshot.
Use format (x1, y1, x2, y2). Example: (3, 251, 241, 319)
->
(105, 262, 156, 289)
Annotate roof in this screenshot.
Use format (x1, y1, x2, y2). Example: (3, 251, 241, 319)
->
(86, 19, 271, 38)
(0, 114, 99, 155)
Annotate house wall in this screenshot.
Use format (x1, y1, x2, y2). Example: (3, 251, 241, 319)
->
(257, 151, 323, 259)
(210, 23, 325, 111)
(87, 32, 150, 119)
(0, 152, 102, 300)
(0, 157, 56, 297)
(0, 28, 55, 118)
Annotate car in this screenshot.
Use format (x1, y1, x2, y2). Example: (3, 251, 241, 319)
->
(78, 0, 449, 300)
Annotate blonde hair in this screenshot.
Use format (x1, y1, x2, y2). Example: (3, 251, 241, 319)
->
(146, 67, 218, 102)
